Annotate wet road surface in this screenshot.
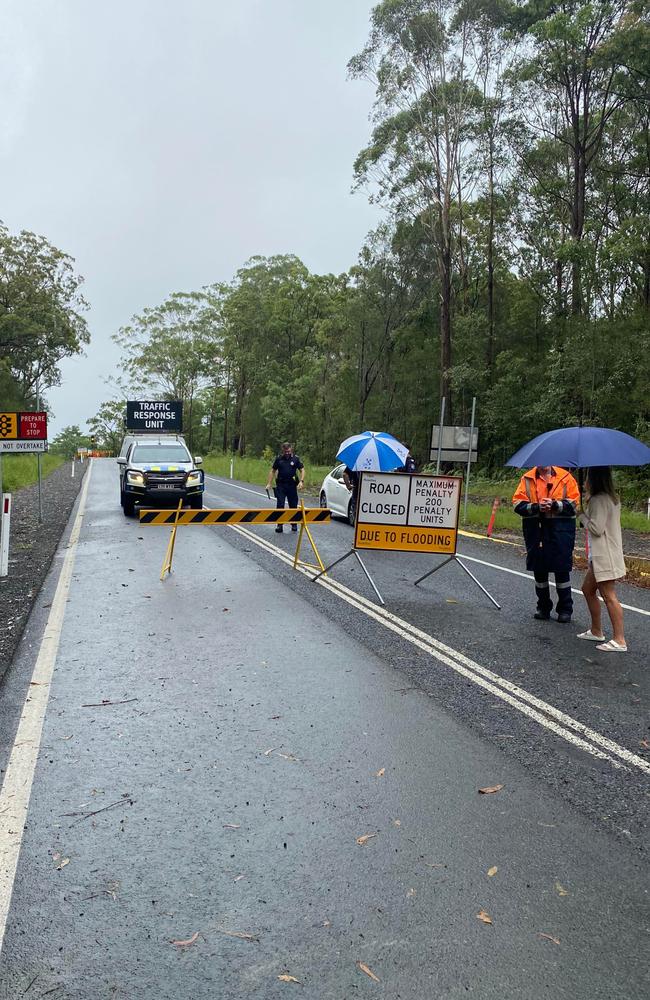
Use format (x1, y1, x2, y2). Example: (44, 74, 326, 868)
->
(0, 460, 647, 999)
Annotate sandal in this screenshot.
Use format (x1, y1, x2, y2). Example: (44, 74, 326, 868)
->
(595, 639, 627, 653)
(577, 630, 605, 641)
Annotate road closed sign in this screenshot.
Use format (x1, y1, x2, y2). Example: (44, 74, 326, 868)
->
(354, 472, 461, 554)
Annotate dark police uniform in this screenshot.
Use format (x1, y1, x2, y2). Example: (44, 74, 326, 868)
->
(272, 452, 304, 531)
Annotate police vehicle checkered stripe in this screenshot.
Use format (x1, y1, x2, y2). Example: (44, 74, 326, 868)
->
(138, 508, 331, 525)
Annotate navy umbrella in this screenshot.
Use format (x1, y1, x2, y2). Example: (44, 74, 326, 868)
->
(506, 427, 650, 469)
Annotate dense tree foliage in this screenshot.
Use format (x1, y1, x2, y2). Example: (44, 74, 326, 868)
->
(98, 0, 648, 470)
(0, 223, 89, 411)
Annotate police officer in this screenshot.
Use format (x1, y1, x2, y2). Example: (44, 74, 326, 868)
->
(266, 442, 305, 533)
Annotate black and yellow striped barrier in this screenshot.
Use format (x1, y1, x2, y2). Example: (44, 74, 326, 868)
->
(139, 502, 331, 580)
(139, 507, 331, 526)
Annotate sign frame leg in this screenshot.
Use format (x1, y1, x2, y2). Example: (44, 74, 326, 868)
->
(414, 555, 501, 609)
(312, 548, 385, 606)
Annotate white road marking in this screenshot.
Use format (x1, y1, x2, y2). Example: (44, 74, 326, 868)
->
(204, 475, 267, 498)
(206, 479, 650, 618)
(458, 554, 650, 617)
(226, 521, 650, 777)
(0, 462, 93, 954)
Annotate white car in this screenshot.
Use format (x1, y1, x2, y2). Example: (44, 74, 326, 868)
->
(319, 464, 356, 525)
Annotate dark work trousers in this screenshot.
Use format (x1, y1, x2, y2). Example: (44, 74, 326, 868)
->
(276, 481, 299, 528)
(534, 571, 573, 615)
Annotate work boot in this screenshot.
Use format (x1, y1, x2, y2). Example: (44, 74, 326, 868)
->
(275, 526, 283, 533)
(534, 610, 551, 621)
(557, 613, 572, 624)
(291, 524, 298, 532)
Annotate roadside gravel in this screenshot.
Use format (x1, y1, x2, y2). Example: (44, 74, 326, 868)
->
(0, 460, 85, 680)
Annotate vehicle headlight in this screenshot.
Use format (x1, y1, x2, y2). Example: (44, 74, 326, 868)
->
(186, 471, 202, 485)
(126, 471, 144, 485)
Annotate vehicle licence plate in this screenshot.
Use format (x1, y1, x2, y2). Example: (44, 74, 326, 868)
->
(156, 484, 177, 490)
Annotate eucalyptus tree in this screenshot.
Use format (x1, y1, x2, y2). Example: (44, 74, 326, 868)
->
(350, 0, 483, 418)
(113, 290, 223, 449)
(0, 223, 89, 405)
(509, 0, 629, 317)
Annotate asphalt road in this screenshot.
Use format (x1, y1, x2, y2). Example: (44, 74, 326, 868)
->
(0, 459, 647, 999)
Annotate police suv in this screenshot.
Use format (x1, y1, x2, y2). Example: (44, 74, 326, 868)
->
(117, 436, 204, 517)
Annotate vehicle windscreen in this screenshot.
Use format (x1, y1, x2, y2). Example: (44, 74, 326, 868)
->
(132, 446, 190, 463)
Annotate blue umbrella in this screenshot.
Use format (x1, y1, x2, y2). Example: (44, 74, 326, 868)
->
(336, 431, 409, 472)
(506, 427, 650, 469)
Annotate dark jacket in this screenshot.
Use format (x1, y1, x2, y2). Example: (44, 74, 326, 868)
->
(512, 467, 579, 574)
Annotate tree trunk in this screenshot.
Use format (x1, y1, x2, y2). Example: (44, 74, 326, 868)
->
(439, 239, 453, 423)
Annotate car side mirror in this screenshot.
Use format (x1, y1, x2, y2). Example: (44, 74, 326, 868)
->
(194, 456, 203, 465)
(116, 457, 126, 465)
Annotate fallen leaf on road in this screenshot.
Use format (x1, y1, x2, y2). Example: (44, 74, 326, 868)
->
(276, 752, 299, 762)
(56, 858, 70, 870)
(554, 882, 569, 896)
(539, 933, 560, 945)
(445, 598, 458, 604)
(356, 833, 377, 846)
(356, 961, 380, 982)
(171, 931, 199, 948)
(640, 739, 649, 749)
(423, 862, 444, 869)
(218, 929, 258, 942)
(223, 824, 240, 830)
(478, 784, 503, 794)
(406, 888, 416, 897)
(278, 974, 301, 984)
(476, 910, 492, 924)
(487, 866, 498, 877)
(393, 819, 401, 827)
(375, 768, 385, 777)
(263, 747, 279, 756)
(233, 874, 246, 882)
(60, 735, 73, 740)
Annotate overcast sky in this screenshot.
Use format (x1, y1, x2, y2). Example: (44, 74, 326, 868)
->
(2, 0, 380, 436)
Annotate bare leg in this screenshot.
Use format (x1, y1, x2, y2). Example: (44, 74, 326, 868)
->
(597, 579, 626, 646)
(581, 568, 604, 637)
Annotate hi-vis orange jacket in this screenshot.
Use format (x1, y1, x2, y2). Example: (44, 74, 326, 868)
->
(512, 467, 580, 573)
(512, 467, 580, 510)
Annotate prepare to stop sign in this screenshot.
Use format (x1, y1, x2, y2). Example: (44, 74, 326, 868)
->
(354, 472, 461, 554)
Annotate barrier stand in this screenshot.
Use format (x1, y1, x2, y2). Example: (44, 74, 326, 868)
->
(138, 504, 331, 581)
(293, 500, 326, 574)
(160, 500, 183, 580)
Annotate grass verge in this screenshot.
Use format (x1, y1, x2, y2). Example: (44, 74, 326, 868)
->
(203, 455, 649, 534)
(0, 454, 65, 492)
(203, 454, 332, 493)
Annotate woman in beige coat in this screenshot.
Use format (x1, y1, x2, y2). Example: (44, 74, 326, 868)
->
(578, 467, 627, 652)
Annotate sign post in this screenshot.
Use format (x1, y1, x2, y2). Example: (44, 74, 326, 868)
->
(314, 470, 500, 609)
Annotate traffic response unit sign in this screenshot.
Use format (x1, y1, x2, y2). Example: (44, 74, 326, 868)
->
(0, 411, 48, 452)
(353, 472, 461, 554)
(126, 400, 183, 433)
